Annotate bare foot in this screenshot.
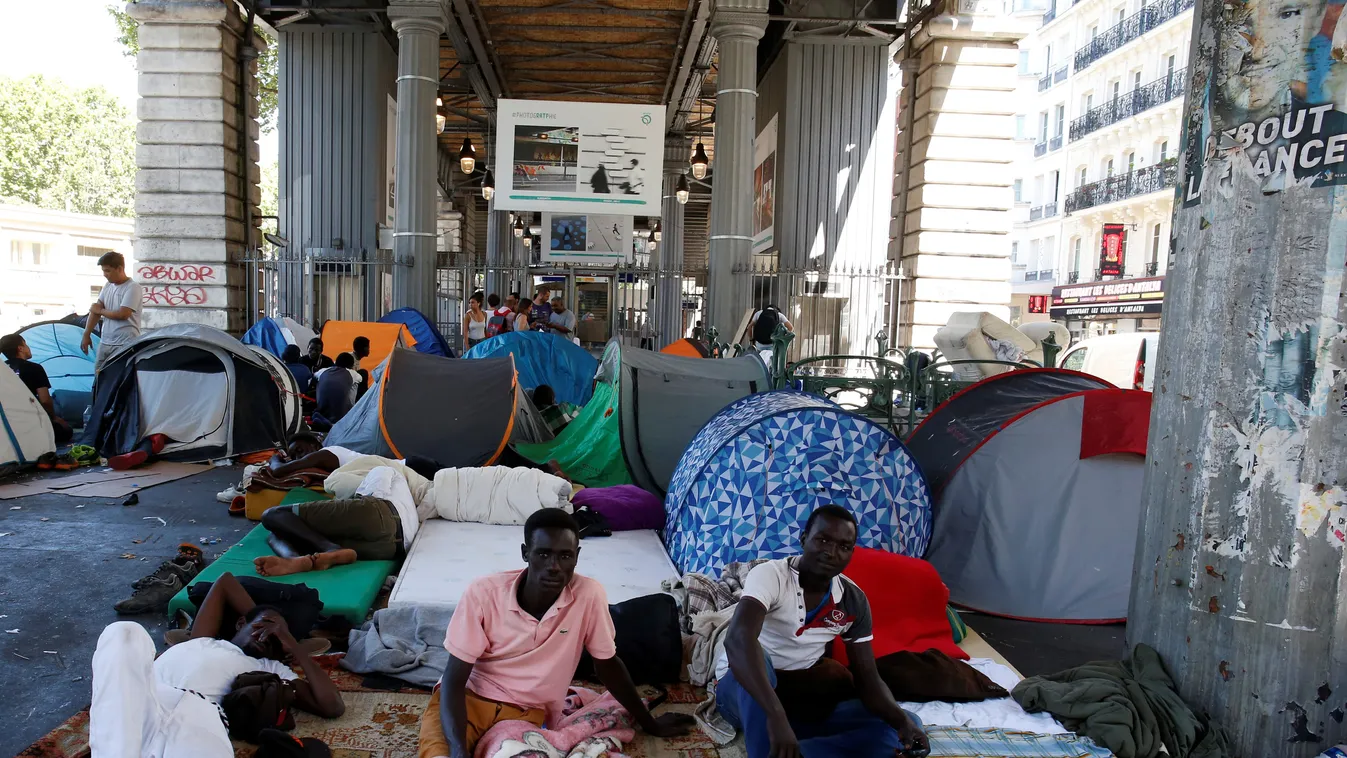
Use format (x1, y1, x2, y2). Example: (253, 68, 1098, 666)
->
(254, 555, 313, 576)
(312, 548, 357, 570)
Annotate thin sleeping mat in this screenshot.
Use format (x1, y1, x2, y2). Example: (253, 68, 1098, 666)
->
(389, 520, 680, 610)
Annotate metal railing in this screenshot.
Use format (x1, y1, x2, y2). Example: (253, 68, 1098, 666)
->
(1023, 269, 1055, 282)
(1024, 269, 1042, 281)
(1068, 270, 1081, 283)
(1054, 65, 1069, 84)
(1069, 67, 1187, 141)
(1039, 65, 1068, 89)
(1146, 261, 1160, 276)
(1074, 0, 1194, 71)
(1034, 141, 1048, 157)
(1041, 5, 1056, 24)
(1049, 134, 1063, 151)
(1036, 269, 1055, 281)
(1030, 202, 1058, 221)
(1038, 73, 1054, 92)
(1065, 158, 1179, 213)
(241, 247, 405, 332)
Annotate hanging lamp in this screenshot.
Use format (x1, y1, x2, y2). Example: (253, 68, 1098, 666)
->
(481, 169, 495, 201)
(459, 137, 476, 174)
(514, 214, 525, 238)
(690, 141, 709, 180)
(435, 97, 446, 135)
(676, 174, 690, 205)
(652, 220, 662, 242)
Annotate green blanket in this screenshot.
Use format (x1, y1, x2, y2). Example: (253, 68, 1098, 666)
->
(1011, 644, 1232, 758)
(515, 379, 632, 487)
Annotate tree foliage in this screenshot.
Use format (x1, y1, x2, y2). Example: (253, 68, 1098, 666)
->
(106, 4, 279, 134)
(0, 75, 136, 217)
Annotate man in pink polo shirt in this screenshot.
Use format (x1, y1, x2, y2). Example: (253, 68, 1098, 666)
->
(418, 508, 694, 758)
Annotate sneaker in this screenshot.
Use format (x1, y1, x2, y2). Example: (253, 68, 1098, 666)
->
(114, 573, 184, 614)
(216, 485, 243, 504)
(131, 544, 207, 590)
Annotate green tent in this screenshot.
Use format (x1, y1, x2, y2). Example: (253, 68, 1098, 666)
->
(516, 378, 631, 487)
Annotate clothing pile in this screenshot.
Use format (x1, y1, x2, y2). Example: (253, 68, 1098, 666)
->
(476, 688, 635, 758)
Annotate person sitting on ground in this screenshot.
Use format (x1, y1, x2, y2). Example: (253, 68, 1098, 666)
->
(281, 344, 315, 397)
(253, 464, 434, 577)
(717, 504, 930, 758)
(531, 384, 574, 435)
(1, 333, 74, 444)
(90, 571, 343, 758)
(351, 336, 370, 372)
(312, 352, 360, 430)
(301, 337, 334, 372)
(419, 508, 695, 758)
(546, 296, 577, 338)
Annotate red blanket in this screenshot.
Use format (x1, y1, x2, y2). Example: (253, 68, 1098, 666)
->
(835, 547, 967, 664)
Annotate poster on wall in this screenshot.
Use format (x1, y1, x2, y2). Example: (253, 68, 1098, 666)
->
(494, 99, 666, 214)
(1183, 3, 1347, 205)
(1099, 223, 1126, 276)
(753, 115, 777, 254)
(541, 212, 632, 264)
(385, 95, 397, 228)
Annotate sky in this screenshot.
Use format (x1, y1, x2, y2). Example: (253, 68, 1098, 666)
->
(0, 0, 279, 161)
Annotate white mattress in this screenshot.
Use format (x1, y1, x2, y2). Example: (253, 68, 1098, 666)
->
(388, 520, 681, 610)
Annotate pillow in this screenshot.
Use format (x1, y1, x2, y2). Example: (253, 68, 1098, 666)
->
(835, 547, 967, 663)
(570, 485, 665, 531)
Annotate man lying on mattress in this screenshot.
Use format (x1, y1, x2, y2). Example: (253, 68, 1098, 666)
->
(718, 504, 931, 758)
(419, 508, 696, 758)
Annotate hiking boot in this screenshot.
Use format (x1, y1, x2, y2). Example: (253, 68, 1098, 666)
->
(114, 573, 184, 614)
(131, 544, 206, 590)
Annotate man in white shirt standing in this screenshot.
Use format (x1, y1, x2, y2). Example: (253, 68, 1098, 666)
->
(718, 504, 929, 758)
(81, 252, 144, 373)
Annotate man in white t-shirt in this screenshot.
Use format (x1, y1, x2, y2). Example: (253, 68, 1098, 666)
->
(81, 251, 144, 373)
(90, 572, 344, 758)
(718, 505, 929, 758)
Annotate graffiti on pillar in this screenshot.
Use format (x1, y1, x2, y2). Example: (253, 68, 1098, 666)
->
(142, 286, 208, 306)
(137, 264, 220, 283)
(1184, 0, 1347, 204)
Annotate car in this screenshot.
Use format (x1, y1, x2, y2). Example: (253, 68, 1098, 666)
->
(1057, 332, 1160, 391)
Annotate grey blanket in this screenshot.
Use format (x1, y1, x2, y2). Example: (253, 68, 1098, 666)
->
(342, 604, 453, 688)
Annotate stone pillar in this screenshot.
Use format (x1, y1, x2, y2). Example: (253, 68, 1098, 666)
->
(706, 0, 767, 336)
(388, 1, 444, 317)
(893, 6, 1033, 348)
(128, 0, 262, 333)
(654, 137, 689, 347)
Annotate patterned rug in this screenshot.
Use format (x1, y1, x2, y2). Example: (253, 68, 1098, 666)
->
(16, 655, 745, 758)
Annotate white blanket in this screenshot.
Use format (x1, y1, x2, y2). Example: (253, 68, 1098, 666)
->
(430, 467, 572, 524)
(900, 658, 1068, 734)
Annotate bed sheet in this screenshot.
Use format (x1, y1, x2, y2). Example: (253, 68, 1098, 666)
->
(389, 520, 680, 611)
(900, 658, 1069, 734)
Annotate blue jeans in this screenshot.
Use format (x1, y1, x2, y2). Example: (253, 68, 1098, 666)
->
(717, 655, 922, 758)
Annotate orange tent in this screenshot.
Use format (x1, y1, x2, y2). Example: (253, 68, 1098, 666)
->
(320, 320, 416, 368)
(661, 338, 711, 358)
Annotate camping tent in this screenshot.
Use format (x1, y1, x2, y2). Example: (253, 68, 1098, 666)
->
(463, 331, 599, 406)
(0, 366, 55, 470)
(664, 391, 933, 576)
(83, 324, 301, 461)
(905, 368, 1113, 497)
(925, 388, 1151, 622)
(515, 340, 770, 494)
(661, 338, 711, 358)
(379, 308, 454, 358)
(240, 316, 317, 359)
(324, 348, 550, 466)
(319, 320, 415, 368)
(17, 320, 99, 424)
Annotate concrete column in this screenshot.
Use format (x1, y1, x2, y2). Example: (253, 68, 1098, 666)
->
(128, 0, 263, 333)
(893, 8, 1032, 348)
(388, 1, 444, 317)
(706, 0, 767, 336)
(654, 137, 689, 346)
(1127, 1, 1347, 751)
(484, 206, 515, 298)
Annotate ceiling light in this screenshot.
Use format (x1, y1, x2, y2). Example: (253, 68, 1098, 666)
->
(435, 97, 446, 134)
(459, 137, 476, 174)
(481, 169, 495, 201)
(676, 174, 690, 205)
(690, 142, 709, 180)
(652, 220, 662, 242)
(514, 214, 525, 238)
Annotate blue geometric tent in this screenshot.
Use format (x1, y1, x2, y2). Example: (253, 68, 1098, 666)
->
(17, 320, 99, 424)
(379, 308, 454, 358)
(463, 331, 599, 406)
(664, 391, 933, 576)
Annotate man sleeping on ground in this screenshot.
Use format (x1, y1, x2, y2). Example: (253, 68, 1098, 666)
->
(419, 508, 696, 758)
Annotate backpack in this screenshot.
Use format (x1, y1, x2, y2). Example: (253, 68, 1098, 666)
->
(752, 307, 780, 345)
(485, 307, 512, 338)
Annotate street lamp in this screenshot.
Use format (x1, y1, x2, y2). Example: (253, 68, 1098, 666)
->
(690, 141, 709, 180)
(676, 174, 690, 205)
(481, 169, 495, 201)
(458, 137, 476, 174)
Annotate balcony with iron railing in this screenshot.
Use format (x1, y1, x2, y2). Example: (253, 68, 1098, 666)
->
(1034, 141, 1048, 157)
(1065, 157, 1179, 213)
(1038, 72, 1053, 92)
(1069, 67, 1187, 141)
(1146, 261, 1160, 276)
(1042, 5, 1055, 24)
(1074, 0, 1194, 72)
(1038, 65, 1069, 91)
(1054, 66, 1068, 85)
(1029, 202, 1059, 221)
(1067, 270, 1081, 283)
(1049, 134, 1063, 151)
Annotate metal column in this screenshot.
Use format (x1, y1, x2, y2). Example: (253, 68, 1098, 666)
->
(389, 2, 444, 316)
(705, 0, 766, 336)
(655, 136, 689, 347)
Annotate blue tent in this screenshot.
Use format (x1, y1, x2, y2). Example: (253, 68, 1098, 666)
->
(379, 308, 454, 358)
(463, 331, 598, 406)
(17, 320, 99, 423)
(664, 391, 933, 576)
(241, 317, 289, 358)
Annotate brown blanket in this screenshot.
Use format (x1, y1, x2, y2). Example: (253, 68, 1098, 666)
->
(248, 466, 330, 492)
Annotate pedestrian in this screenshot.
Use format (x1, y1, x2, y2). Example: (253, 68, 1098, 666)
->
(301, 337, 334, 372)
(546, 296, 577, 338)
(508, 292, 531, 332)
(80, 252, 143, 374)
(1, 333, 73, 443)
(745, 304, 793, 352)
(464, 293, 487, 350)
(485, 294, 513, 338)
(528, 286, 553, 332)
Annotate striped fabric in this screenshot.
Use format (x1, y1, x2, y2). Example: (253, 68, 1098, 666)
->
(928, 727, 1115, 757)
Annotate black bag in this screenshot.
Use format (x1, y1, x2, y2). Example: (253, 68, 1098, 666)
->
(752, 307, 780, 344)
(221, 671, 296, 742)
(573, 507, 613, 539)
(186, 577, 324, 639)
(575, 593, 683, 684)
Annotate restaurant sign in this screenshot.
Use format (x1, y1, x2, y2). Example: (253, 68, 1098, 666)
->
(1050, 275, 1164, 319)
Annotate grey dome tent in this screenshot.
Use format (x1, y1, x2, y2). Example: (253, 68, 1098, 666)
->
(325, 348, 550, 467)
(83, 324, 301, 461)
(924, 388, 1152, 622)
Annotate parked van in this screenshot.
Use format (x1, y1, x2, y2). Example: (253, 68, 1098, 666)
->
(1057, 333, 1160, 391)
